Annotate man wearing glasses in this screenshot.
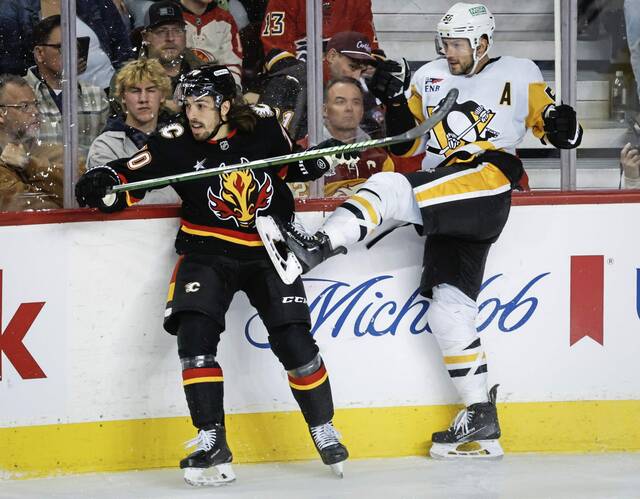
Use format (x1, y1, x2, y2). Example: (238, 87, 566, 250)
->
(24, 15, 109, 159)
(141, 1, 203, 94)
(0, 73, 61, 211)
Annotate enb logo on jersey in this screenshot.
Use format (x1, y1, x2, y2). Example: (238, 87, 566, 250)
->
(424, 78, 443, 93)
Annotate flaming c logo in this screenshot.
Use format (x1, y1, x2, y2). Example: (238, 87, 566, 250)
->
(207, 169, 273, 227)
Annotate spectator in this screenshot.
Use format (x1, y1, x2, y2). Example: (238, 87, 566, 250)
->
(625, 0, 640, 110)
(139, 1, 202, 95)
(261, 0, 379, 60)
(259, 30, 377, 142)
(620, 142, 640, 188)
(24, 16, 109, 157)
(88, 58, 180, 204)
(179, 0, 243, 87)
(0, 73, 70, 211)
(290, 77, 393, 198)
(0, 0, 133, 83)
(321, 77, 393, 196)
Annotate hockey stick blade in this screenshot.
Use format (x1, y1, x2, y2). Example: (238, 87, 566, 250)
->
(108, 88, 459, 194)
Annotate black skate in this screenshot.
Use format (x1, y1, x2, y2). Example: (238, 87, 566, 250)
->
(256, 215, 346, 284)
(180, 424, 235, 486)
(430, 384, 503, 459)
(309, 421, 349, 478)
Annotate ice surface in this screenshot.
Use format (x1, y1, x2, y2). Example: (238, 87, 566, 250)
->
(1, 454, 639, 499)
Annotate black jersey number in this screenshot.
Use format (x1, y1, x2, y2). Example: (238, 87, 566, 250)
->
(263, 12, 285, 36)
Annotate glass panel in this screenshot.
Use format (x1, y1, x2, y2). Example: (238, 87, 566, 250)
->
(575, 0, 636, 189)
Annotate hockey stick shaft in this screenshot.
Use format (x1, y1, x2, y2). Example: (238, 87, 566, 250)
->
(554, 0, 562, 105)
(109, 88, 458, 194)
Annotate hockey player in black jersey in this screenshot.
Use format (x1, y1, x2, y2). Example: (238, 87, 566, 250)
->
(75, 65, 349, 486)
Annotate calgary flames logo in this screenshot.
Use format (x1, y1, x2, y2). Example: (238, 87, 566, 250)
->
(207, 169, 273, 227)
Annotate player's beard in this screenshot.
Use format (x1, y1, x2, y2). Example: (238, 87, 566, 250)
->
(448, 58, 474, 75)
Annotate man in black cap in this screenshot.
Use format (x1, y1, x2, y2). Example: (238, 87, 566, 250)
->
(141, 0, 202, 93)
(258, 30, 379, 142)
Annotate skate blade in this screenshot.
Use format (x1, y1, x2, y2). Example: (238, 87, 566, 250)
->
(183, 463, 236, 487)
(330, 461, 345, 478)
(429, 440, 504, 460)
(255, 216, 303, 285)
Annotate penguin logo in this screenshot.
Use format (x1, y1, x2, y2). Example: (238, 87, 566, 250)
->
(427, 99, 499, 155)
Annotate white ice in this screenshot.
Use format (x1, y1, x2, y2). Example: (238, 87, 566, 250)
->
(2, 454, 639, 499)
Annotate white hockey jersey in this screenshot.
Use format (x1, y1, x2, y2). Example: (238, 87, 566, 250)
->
(403, 56, 555, 170)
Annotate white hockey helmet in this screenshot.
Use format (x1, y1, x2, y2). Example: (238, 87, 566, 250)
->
(436, 3, 495, 63)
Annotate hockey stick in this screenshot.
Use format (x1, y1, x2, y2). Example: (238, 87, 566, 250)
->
(554, 0, 562, 105)
(107, 88, 459, 194)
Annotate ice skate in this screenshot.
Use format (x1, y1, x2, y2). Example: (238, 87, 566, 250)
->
(430, 384, 503, 460)
(309, 421, 349, 478)
(180, 425, 235, 486)
(256, 215, 346, 284)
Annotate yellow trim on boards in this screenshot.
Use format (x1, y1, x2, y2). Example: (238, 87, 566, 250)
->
(1, 400, 639, 480)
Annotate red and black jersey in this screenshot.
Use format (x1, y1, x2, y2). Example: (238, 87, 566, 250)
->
(104, 110, 310, 259)
(261, 0, 379, 59)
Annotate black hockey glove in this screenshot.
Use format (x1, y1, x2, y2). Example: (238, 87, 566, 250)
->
(543, 104, 583, 149)
(75, 167, 126, 213)
(369, 58, 411, 104)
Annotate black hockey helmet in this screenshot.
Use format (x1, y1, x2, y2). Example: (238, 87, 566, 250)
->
(174, 64, 237, 108)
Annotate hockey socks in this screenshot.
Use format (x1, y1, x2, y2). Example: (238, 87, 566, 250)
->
(182, 359, 225, 429)
(287, 359, 334, 427)
(427, 284, 489, 406)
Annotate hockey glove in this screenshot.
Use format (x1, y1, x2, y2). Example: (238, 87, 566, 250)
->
(370, 58, 411, 104)
(289, 139, 360, 181)
(543, 104, 583, 149)
(314, 138, 359, 173)
(75, 167, 126, 213)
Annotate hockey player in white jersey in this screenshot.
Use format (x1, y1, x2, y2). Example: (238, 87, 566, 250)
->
(256, 3, 582, 460)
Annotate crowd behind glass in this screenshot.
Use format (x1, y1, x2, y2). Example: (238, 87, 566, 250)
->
(0, 0, 638, 212)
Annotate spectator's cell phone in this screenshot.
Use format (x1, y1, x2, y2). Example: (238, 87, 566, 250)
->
(77, 36, 90, 75)
(77, 36, 90, 60)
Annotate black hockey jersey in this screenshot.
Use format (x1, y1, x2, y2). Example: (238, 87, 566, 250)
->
(103, 111, 314, 259)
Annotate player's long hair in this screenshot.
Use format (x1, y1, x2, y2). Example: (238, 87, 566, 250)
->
(227, 97, 257, 133)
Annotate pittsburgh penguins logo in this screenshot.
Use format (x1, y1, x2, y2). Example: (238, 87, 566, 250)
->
(427, 99, 499, 156)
